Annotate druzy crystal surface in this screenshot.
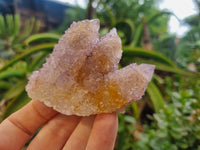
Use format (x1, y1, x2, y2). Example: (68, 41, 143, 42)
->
(26, 19, 155, 116)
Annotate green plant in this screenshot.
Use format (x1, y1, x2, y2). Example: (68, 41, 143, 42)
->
(117, 114, 137, 150)
(0, 14, 40, 60)
(116, 75, 200, 150)
(0, 14, 61, 120)
(0, 42, 59, 120)
(135, 89, 200, 149)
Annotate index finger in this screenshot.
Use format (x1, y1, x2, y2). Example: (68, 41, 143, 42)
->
(0, 100, 58, 150)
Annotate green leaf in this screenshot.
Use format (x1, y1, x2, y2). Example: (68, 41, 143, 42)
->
(154, 114, 168, 128)
(0, 43, 55, 72)
(169, 129, 183, 139)
(25, 33, 60, 45)
(132, 58, 194, 76)
(3, 79, 27, 100)
(13, 14, 21, 38)
(131, 24, 143, 47)
(123, 47, 175, 67)
(0, 81, 12, 89)
(156, 129, 168, 138)
(29, 52, 49, 71)
(124, 115, 136, 124)
(0, 15, 6, 37)
(6, 15, 14, 36)
(123, 57, 194, 77)
(118, 114, 125, 132)
(131, 102, 139, 120)
(0, 61, 27, 79)
(0, 69, 24, 80)
(147, 81, 164, 113)
(153, 74, 164, 84)
(2, 90, 31, 120)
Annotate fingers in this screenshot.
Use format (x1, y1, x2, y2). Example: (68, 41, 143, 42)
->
(27, 113, 118, 150)
(27, 114, 81, 150)
(86, 113, 118, 150)
(0, 99, 118, 150)
(0, 100, 58, 150)
(63, 115, 95, 150)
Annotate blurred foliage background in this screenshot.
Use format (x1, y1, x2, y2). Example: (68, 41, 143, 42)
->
(0, 0, 200, 149)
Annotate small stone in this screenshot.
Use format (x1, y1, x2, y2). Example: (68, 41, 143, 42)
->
(26, 19, 155, 116)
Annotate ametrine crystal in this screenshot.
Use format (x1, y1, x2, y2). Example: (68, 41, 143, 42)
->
(26, 19, 155, 116)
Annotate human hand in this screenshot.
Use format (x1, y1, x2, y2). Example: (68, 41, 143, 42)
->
(0, 100, 118, 150)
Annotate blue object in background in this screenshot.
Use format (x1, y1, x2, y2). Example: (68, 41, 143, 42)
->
(0, 0, 73, 30)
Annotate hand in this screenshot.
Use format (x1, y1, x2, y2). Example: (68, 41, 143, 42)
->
(0, 100, 118, 150)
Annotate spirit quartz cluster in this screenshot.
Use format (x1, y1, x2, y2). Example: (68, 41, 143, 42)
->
(26, 19, 155, 116)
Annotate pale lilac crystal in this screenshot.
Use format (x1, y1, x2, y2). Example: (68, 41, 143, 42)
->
(26, 19, 155, 116)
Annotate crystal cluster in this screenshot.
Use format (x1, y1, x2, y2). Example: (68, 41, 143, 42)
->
(26, 19, 155, 116)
